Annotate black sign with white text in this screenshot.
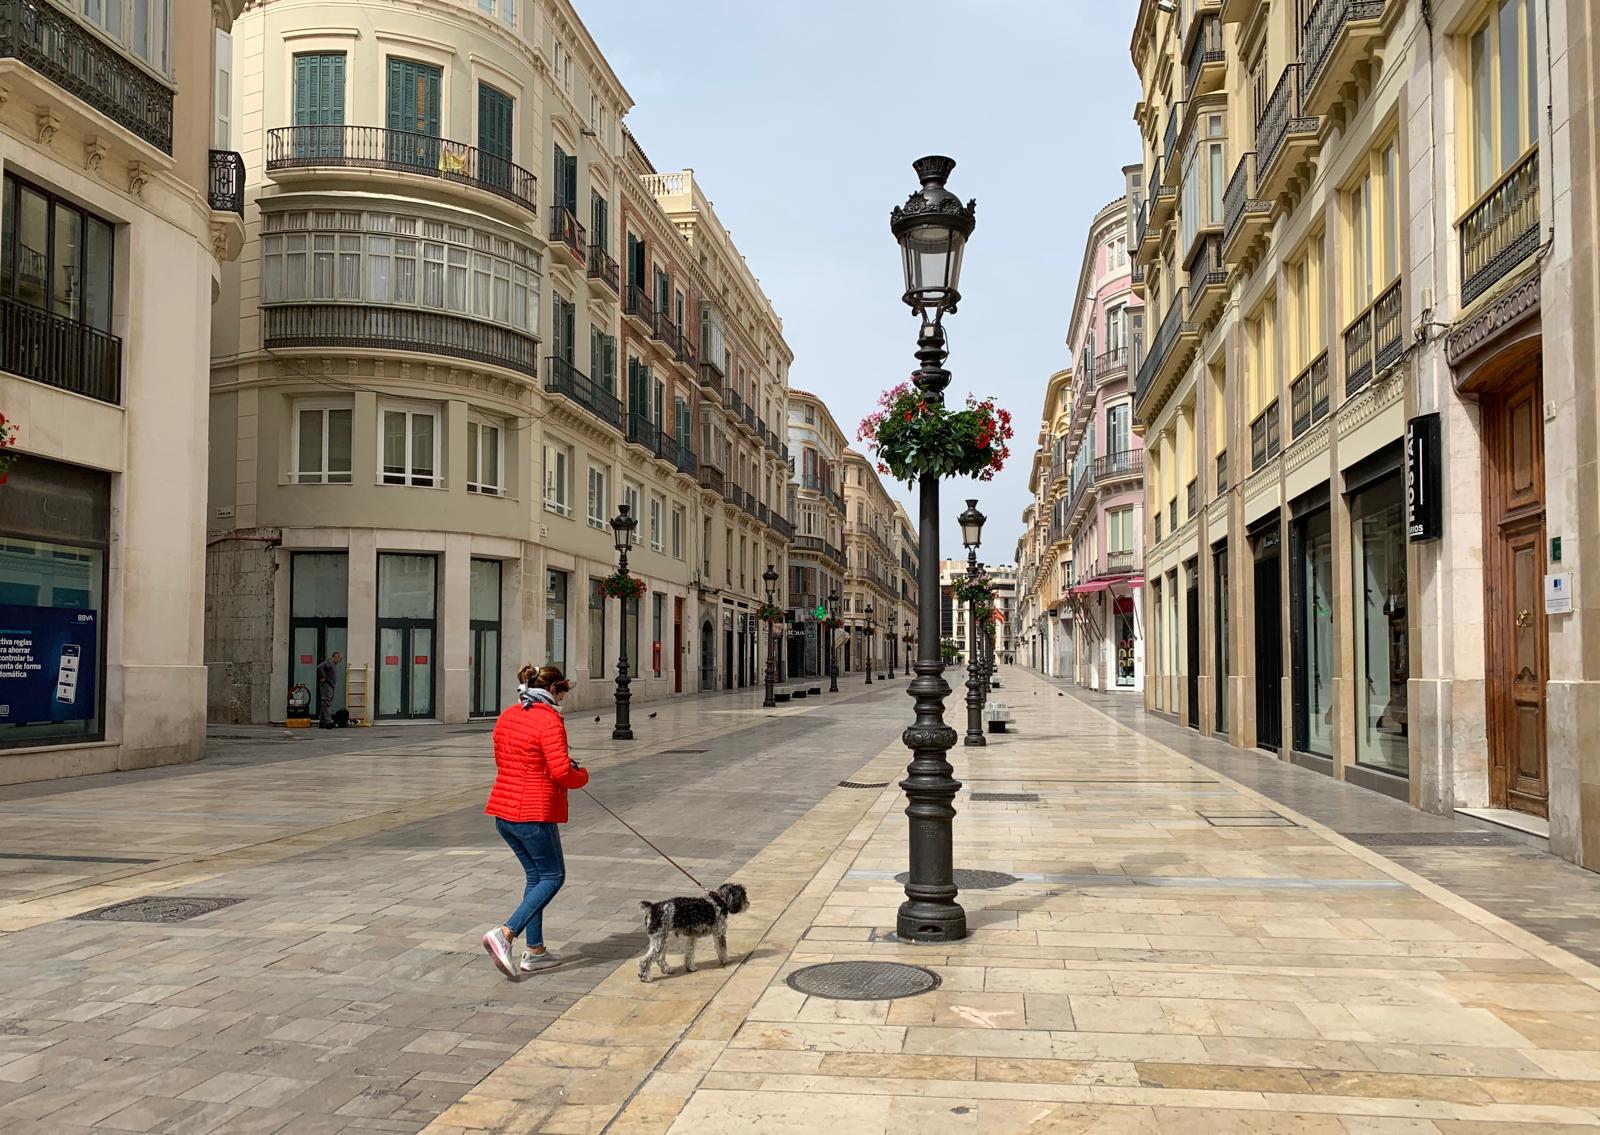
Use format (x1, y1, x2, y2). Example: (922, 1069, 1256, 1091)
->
(1407, 413, 1442, 542)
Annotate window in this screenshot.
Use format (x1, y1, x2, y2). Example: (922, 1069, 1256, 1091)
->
(1288, 233, 1326, 367)
(546, 570, 567, 669)
(1468, 0, 1538, 197)
(651, 593, 663, 677)
(543, 442, 571, 515)
(0, 174, 115, 333)
(624, 481, 642, 544)
(671, 507, 684, 559)
(466, 418, 503, 495)
(380, 403, 439, 486)
(587, 577, 605, 678)
(804, 404, 815, 424)
(587, 465, 607, 528)
(1106, 403, 1131, 460)
(590, 192, 609, 252)
(78, 0, 171, 74)
(1180, 114, 1226, 252)
(590, 327, 617, 393)
(477, 83, 514, 167)
(1108, 507, 1135, 553)
(260, 211, 541, 332)
(387, 59, 442, 139)
(214, 29, 232, 149)
(293, 401, 353, 484)
(1347, 143, 1399, 312)
(649, 495, 664, 551)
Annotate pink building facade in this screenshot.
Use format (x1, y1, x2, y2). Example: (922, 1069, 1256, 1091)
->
(1059, 173, 1147, 692)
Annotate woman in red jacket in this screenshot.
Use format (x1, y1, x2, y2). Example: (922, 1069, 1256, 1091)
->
(481, 664, 589, 978)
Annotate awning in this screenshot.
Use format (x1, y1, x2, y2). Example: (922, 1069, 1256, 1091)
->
(1070, 580, 1111, 594)
(1099, 574, 1146, 589)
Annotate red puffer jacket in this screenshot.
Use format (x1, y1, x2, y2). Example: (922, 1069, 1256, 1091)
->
(485, 701, 589, 823)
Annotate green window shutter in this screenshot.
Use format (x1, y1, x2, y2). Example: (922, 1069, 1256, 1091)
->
(591, 193, 608, 250)
(654, 379, 664, 427)
(563, 152, 578, 212)
(387, 60, 441, 136)
(553, 145, 569, 210)
(477, 84, 513, 160)
(627, 357, 639, 417)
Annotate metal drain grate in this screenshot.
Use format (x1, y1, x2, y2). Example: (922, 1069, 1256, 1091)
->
(72, 896, 243, 923)
(786, 961, 940, 1001)
(1348, 830, 1518, 847)
(971, 792, 1039, 802)
(893, 869, 1020, 890)
(1202, 814, 1296, 827)
(839, 780, 891, 789)
(660, 749, 709, 755)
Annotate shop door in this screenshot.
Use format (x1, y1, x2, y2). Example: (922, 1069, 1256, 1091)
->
(1253, 550, 1282, 751)
(1186, 575, 1200, 729)
(700, 620, 716, 691)
(1485, 374, 1549, 816)
(723, 624, 734, 689)
(1213, 543, 1229, 729)
(673, 598, 684, 694)
(291, 621, 346, 715)
(378, 622, 434, 718)
(468, 624, 499, 716)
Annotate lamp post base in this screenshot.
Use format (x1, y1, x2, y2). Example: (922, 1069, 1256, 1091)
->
(612, 727, 633, 741)
(896, 900, 967, 943)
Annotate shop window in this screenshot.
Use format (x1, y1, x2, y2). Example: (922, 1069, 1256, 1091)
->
(1292, 508, 1335, 758)
(1352, 477, 1408, 775)
(376, 553, 436, 719)
(545, 569, 568, 670)
(469, 559, 501, 717)
(587, 577, 605, 678)
(293, 401, 352, 484)
(0, 458, 109, 747)
(651, 592, 663, 677)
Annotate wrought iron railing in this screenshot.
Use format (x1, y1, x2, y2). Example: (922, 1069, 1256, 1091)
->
(1301, 0, 1386, 96)
(674, 326, 697, 367)
(1223, 152, 1269, 245)
(675, 441, 697, 476)
(586, 245, 619, 294)
(1095, 347, 1129, 381)
(1164, 102, 1185, 167)
(1459, 147, 1540, 306)
(545, 355, 623, 429)
(1250, 400, 1282, 471)
(1136, 195, 1152, 248)
(1290, 350, 1330, 435)
(649, 308, 675, 345)
(1186, 479, 1198, 519)
(263, 302, 538, 377)
(265, 126, 537, 213)
(0, 0, 173, 153)
(208, 150, 245, 216)
(0, 294, 121, 404)
(1216, 450, 1229, 494)
(551, 207, 586, 259)
(697, 465, 725, 495)
(771, 515, 795, 541)
(1134, 287, 1190, 409)
(1343, 277, 1403, 395)
(1187, 233, 1227, 308)
(1105, 549, 1136, 576)
(1096, 449, 1144, 481)
(1257, 64, 1313, 177)
(627, 411, 660, 454)
(625, 284, 656, 327)
(1185, 13, 1225, 99)
(698, 362, 723, 398)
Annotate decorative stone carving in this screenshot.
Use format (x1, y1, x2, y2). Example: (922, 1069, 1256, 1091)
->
(84, 138, 107, 173)
(1446, 267, 1542, 367)
(36, 111, 60, 148)
(127, 162, 150, 198)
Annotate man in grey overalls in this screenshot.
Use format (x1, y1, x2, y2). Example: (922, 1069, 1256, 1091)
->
(316, 651, 343, 729)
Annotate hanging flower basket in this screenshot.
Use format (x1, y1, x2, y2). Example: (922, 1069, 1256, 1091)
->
(970, 603, 996, 627)
(822, 615, 844, 630)
(952, 571, 994, 606)
(598, 572, 646, 601)
(757, 603, 786, 624)
(0, 413, 19, 485)
(857, 383, 1014, 483)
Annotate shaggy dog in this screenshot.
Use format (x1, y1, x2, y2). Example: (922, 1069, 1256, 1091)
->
(637, 883, 749, 982)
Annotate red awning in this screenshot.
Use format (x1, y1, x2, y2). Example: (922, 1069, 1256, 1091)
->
(1070, 580, 1111, 594)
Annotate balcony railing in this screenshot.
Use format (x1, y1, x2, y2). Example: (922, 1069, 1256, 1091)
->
(1250, 400, 1282, 471)
(1216, 450, 1229, 495)
(265, 126, 538, 214)
(698, 362, 723, 398)
(1290, 349, 1330, 436)
(1094, 347, 1129, 382)
(1134, 287, 1190, 408)
(263, 302, 538, 377)
(674, 327, 697, 367)
(1096, 448, 1144, 482)
(648, 308, 674, 345)
(625, 284, 656, 327)
(1168, 498, 1178, 532)
(1223, 151, 1269, 245)
(0, 0, 173, 153)
(0, 295, 121, 404)
(1342, 278, 1403, 395)
(1459, 147, 1540, 306)
(1164, 102, 1185, 166)
(1185, 479, 1198, 519)
(1187, 233, 1227, 309)
(545, 355, 623, 430)
(1135, 195, 1152, 249)
(627, 411, 661, 454)
(208, 150, 245, 216)
(550, 207, 586, 260)
(1256, 64, 1313, 177)
(1184, 13, 1225, 99)
(771, 515, 795, 541)
(586, 244, 620, 294)
(729, 388, 746, 418)
(674, 442, 697, 477)
(697, 465, 725, 495)
(1301, 0, 1386, 95)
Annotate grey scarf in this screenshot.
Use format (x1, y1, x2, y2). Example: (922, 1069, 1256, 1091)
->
(519, 686, 558, 712)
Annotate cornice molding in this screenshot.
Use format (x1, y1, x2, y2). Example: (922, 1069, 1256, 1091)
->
(1445, 267, 1542, 368)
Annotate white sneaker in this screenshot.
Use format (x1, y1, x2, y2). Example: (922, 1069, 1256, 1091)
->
(519, 947, 561, 973)
(481, 927, 515, 978)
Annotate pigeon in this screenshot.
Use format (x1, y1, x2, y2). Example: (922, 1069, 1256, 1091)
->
(648, 712, 657, 719)
(1057, 693, 1064, 697)
(594, 715, 602, 723)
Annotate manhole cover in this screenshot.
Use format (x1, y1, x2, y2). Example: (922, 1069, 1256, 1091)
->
(786, 961, 940, 1001)
(839, 780, 890, 789)
(893, 869, 1020, 890)
(73, 896, 243, 923)
(971, 792, 1039, 802)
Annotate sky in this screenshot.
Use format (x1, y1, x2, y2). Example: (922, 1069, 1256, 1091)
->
(578, 1, 1143, 560)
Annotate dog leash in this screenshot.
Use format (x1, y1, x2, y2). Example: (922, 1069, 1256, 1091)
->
(578, 787, 712, 893)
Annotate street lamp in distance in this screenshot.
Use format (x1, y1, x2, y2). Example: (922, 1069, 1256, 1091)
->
(903, 618, 912, 677)
(762, 563, 779, 708)
(608, 503, 638, 741)
(827, 589, 840, 693)
(864, 603, 874, 685)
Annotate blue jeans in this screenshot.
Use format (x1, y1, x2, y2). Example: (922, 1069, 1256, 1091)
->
(495, 819, 566, 946)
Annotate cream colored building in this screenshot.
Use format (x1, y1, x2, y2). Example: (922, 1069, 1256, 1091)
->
(840, 448, 915, 676)
(205, 0, 791, 724)
(784, 388, 848, 676)
(0, 0, 244, 784)
(1014, 368, 1076, 677)
(1130, 0, 1597, 864)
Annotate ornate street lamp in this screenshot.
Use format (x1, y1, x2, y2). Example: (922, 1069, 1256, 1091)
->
(762, 564, 779, 708)
(827, 589, 840, 693)
(959, 500, 988, 747)
(903, 618, 912, 677)
(608, 503, 638, 741)
(891, 155, 976, 944)
(864, 603, 875, 685)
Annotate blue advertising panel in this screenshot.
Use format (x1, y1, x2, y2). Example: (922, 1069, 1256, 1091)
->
(0, 605, 99, 724)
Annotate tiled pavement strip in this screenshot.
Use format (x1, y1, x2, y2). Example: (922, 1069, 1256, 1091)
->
(0, 679, 906, 1133)
(423, 665, 1600, 1135)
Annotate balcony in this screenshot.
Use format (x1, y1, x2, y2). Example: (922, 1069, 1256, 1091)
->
(698, 362, 724, 400)
(1163, 103, 1186, 170)
(1223, 151, 1271, 259)
(1185, 478, 1198, 519)
(771, 515, 795, 541)
(0, 0, 173, 153)
(545, 355, 623, 430)
(0, 295, 121, 404)
(1216, 450, 1229, 495)
(264, 302, 538, 378)
(1130, 261, 1146, 296)
(1300, 0, 1391, 118)
(1104, 549, 1138, 577)
(1094, 347, 1130, 386)
(1343, 277, 1404, 395)
(1184, 13, 1226, 101)
(674, 327, 698, 370)
(265, 126, 537, 216)
(674, 442, 697, 478)
(1290, 350, 1330, 436)
(1151, 161, 1179, 227)
(1250, 400, 1282, 472)
(1186, 232, 1228, 325)
(550, 207, 586, 264)
(586, 244, 620, 296)
(1168, 498, 1178, 533)
(624, 284, 656, 334)
(648, 308, 674, 346)
(626, 411, 661, 455)
(1133, 287, 1198, 420)
(697, 465, 725, 496)
(1459, 147, 1540, 308)
(1255, 64, 1320, 202)
(208, 150, 245, 216)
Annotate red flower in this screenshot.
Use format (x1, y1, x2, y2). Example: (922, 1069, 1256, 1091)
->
(903, 410, 913, 422)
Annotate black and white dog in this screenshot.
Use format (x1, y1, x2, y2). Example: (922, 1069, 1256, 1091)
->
(637, 883, 749, 982)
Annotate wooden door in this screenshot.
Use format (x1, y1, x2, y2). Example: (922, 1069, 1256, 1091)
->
(1485, 373, 1548, 816)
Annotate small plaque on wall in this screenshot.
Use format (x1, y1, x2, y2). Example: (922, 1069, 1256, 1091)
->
(1407, 413, 1442, 542)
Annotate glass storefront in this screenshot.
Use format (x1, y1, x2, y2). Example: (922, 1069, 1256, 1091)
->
(545, 570, 567, 670)
(0, 458, 109, 746)
(291, 552, 348, 719)
(1352, 475, 1408, 775)
(1213, 543, 1228, 730)
(1115, 595, 1136, 687)
(1293, 509, 1335, 758)
(588, 578, 605, 680)
(377, 553, 436, 718)
(468, 558, 501, 717)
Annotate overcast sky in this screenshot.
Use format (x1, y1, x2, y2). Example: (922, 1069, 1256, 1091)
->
(579, 1, 1142, 560)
